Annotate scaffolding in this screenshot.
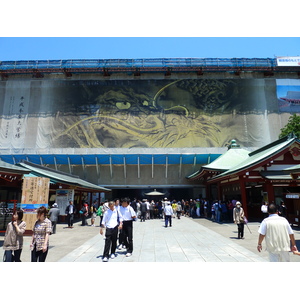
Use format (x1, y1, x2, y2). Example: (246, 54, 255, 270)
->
(0, 57, 297, 76)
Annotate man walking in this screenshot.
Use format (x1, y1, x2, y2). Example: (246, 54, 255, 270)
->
(100, 201, 123, 262)
(49, 203, 60, 234)
(257, 203, 298, 262)
(65, 201, 76, 228)
(119, 198, 136, 257)
(164, 201, 174, 227)
(140, 199, 147, 222)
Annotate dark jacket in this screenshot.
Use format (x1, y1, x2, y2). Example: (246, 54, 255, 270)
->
(65, 204, 76, 215)
(140, 202, 148, 213)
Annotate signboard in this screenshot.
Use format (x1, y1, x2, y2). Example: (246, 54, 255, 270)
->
(21, 177, 50, 230)
(277, 56, 300, 67)
(56, 189, 74, 215)
(286, 194, 300, 199)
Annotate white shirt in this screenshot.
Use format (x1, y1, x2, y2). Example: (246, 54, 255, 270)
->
(119, 205, 136, 221)
(258, 214, 293, 235)
(164, 205, 173, 216)
(258, 214, 293, 253)
(101, 208, 123, 229)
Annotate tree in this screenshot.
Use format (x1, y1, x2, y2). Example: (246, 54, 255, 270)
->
(279, 114, 300, 139)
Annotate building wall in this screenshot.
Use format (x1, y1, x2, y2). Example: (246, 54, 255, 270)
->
(0, 71, 299, 192)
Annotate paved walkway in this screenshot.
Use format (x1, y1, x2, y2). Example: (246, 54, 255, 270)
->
(58, 216, 267, 262)
(2, 216, 300, 262)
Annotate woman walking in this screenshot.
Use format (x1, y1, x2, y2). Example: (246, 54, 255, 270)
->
(3, 210, 26, 262)
(233, 201, 245, 239)
(30, 206, 52, 262)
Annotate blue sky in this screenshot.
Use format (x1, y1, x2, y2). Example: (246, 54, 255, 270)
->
(1, 1, 299, 61)
(0, 37, 299, 61)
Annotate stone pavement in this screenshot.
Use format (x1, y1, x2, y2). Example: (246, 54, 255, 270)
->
(1, 215, 300, 262)
(58, 216, 267, 262)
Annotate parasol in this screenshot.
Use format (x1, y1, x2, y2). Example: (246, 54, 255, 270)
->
(145, 189, 165, 196)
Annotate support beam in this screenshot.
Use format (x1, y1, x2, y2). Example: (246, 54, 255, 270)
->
(179, 155, 182, 178)
(137, 156, 140, 179)
(67, 156, 72, 174)
(239, 176, 248, 218)
(53, 156, 58, 171)
(165, 155, 168, 178)
(109, 155, 113, 178)
(95, 156, 99, 176)
(81, 156, 85, 173)
(123, 156, 126, 179)
(152, 155, 154, 179)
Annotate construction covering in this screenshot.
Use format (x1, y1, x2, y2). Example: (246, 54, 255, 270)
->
(0, 77, 299, 155)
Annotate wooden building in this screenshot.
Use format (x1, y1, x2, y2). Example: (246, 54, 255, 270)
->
(0, 160, 110, 232)
(188, 135, 300, 223)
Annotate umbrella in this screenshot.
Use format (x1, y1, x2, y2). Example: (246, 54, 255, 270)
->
(145, 189, 165, 196)
(244, 216, 252, 234)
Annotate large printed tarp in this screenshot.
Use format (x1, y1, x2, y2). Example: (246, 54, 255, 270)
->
(0, 78, 299, 151)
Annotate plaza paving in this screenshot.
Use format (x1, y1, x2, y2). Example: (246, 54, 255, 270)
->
(1, 215, 300, 262)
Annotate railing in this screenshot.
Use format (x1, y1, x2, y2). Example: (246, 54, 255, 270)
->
(0, 58, 278, 71)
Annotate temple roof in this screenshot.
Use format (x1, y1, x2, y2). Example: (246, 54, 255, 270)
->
(0, 160, 30, 174)
(208, 136, 300, 182)
(187, 140, 250, 180)
(17, 161, 110, 192)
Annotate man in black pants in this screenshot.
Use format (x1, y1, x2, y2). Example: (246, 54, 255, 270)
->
(100, 201, 123, 262)
(65, 201, 76, 228)
(119, 198, 137, 257)
(140, 199, 147, 222)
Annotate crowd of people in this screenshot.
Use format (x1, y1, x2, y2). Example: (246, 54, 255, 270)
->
(2, 195, 299, 263)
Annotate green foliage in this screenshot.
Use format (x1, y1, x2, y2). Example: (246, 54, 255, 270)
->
(279, 114, 300, 139)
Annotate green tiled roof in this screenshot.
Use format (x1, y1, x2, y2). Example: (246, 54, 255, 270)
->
(209, 136, 299, 182)
(187, 147, 250, 179)
(18, 161, 110, 192)
(203, 148, 250, 171)
(0, 160, 30, 174)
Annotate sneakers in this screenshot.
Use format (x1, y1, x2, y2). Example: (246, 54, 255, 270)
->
(110, 254, 116, 259)
(102, 257, 108, 262)
(117, 245, 123, 250)
(126, 253, 132, 257)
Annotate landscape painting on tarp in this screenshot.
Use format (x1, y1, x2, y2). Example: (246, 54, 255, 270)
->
(0, 78, 299, 150)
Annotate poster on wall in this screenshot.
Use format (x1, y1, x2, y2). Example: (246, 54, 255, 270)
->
(56, 189, 74, 216)
(21, 176, 50, 230)
(276, 79, 300, 113)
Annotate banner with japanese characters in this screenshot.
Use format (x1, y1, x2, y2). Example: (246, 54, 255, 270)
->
(21, 176, 50, 230)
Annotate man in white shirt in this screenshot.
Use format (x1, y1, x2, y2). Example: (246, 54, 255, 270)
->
(100, 201, 123, 262)
(119, 198, 136, 257)
(257, 203, 297, 262)
(164, 201, 174, 227)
